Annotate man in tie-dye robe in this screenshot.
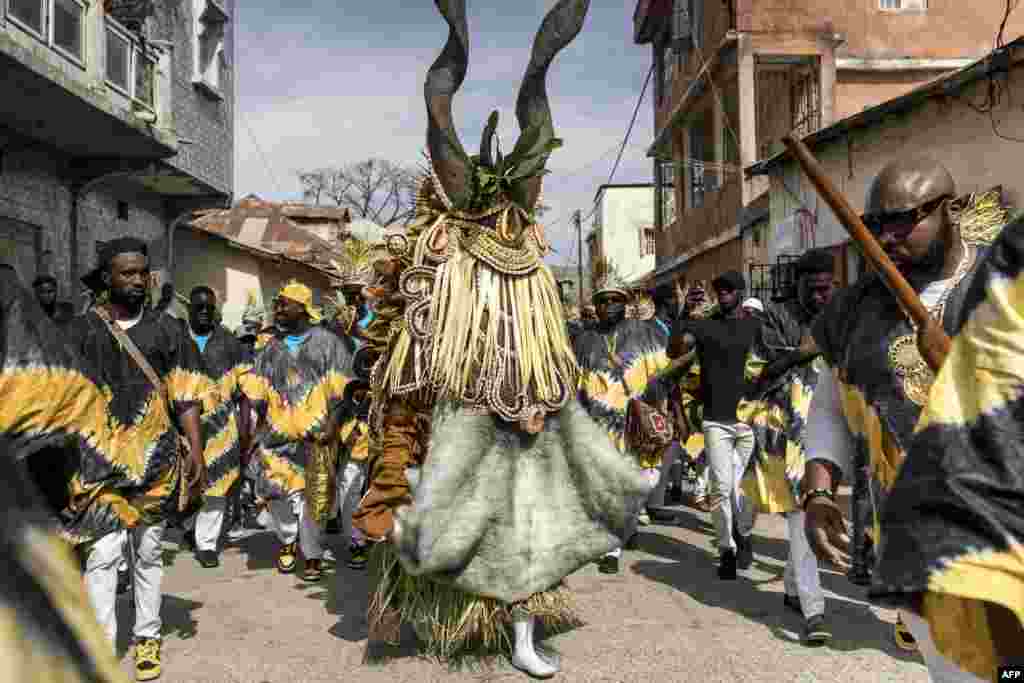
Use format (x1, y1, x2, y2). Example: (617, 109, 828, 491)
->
(184, 286, 252, 569)
(802, 159, 1002, 677)
(0, 263, 128, 683)
(239, 281, 357, 583)
(869, 212, 1024, 682)
(740, 248, 836, 645)
(67, 237, 208, 681)
(575, 285, 670, 574)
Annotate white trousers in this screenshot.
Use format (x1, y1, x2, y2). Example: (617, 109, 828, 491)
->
(266, 490, 323, 560)
(901, 610, 987, 683)
(783, 510, 825, 618)
(704, 421, 757, 550)
(335, 460, 367, 544)
(194, 497, 227, 552)
(84, 524, 165, 649)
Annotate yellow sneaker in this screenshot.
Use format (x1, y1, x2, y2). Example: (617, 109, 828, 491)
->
(134, 638, 162, 681)
(894, 618, 917, 652)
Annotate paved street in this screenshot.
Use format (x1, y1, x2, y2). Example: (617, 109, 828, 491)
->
(117, 501, 929, 683)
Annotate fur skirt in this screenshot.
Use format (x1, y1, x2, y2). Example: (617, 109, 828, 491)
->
(390, 399, 652, 603)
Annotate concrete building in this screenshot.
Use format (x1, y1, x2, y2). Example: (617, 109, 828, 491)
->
(1, 0, 234, 308)
(747, 38, 1024, 289)
(587, 183, 657, 283)
(632, 0, 1024, 288)
(176, 196, 349, 330)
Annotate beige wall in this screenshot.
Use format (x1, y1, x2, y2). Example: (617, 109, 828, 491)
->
(768, 61, 1024, 261)
(834, 69, 948, 121)
(175, 229, 335, 332)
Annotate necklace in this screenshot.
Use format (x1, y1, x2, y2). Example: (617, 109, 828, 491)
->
(887, 239, 973, 406)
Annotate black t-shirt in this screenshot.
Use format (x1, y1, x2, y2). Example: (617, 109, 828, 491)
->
(680, 316, 761, 423)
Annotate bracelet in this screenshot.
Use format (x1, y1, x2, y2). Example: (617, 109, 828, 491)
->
(801, 488, 835, 510)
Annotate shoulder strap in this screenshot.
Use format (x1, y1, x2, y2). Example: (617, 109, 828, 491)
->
(94, 307, 171, 406)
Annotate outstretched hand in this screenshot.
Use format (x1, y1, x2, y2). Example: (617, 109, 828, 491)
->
(804, 497, 852, 570)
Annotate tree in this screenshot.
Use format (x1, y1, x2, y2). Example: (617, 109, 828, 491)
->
(297, 158, 418, 228)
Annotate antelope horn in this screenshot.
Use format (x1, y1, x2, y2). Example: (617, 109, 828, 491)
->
(512, 0, 591, 210)
(425, 0, 472, 209)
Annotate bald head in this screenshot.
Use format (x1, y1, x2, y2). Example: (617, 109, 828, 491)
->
(865, 157, 955, 215)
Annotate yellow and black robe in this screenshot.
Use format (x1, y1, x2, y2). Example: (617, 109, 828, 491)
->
(871, 220, 1024, 681)
(239, 326, 356, 523)
(0, 264, 127, 682)
(741, 301, 824, 514)
(194, 325, 250, 498)
(812, 253, 985, 549)
(574, 319, 670, 468)
(63, 310, 209, 544)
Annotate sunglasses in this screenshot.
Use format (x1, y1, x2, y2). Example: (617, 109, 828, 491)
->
(860, 194, 952, 240)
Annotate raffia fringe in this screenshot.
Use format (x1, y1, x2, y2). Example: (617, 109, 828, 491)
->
(367, 543, 582, 660)
(427, 249, 578, 410)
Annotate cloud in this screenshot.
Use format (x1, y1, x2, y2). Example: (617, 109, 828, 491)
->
(236, 1, 655, 268)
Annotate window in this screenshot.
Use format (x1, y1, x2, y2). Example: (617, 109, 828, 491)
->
(8, 0, 45, 35)
(52, 0, 84, 60)
(106, 27, 132, 92)
(193, 0, 228, 96)
(7, 0, 84, 63)
(659, 161, 676, 229)
(880, 0, 926, 9)
(105, 19, 157, 108)
(135, 55, 155, 107)
(641, 228, 656, 257)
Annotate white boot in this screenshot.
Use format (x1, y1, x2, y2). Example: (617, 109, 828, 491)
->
(511, 614, 559, 678)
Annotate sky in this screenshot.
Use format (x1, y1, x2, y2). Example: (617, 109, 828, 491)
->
(234, 0, 655, 268)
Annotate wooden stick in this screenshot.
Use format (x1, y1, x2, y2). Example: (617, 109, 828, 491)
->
(781, 135, 951, 372)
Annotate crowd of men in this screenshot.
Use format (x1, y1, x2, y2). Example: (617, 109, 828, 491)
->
(2, 156, 1022, 683)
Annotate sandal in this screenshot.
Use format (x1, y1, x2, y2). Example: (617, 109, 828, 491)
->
(277, 542, 297, 574)
(302, 558, 323, 582)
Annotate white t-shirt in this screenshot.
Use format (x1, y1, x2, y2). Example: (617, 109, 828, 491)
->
(114, 310, 144, 330)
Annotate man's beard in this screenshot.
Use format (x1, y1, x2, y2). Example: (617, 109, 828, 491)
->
(110, 288, 144, 311)
(902, 237, 949, 289)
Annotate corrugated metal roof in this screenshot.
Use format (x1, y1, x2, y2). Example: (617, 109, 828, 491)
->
(187, 195, 348, 276)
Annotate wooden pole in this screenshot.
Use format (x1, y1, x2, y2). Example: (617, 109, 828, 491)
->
(781, 135, 951, 372)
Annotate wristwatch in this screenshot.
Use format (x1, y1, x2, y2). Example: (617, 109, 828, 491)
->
(800, 487, 835, 510)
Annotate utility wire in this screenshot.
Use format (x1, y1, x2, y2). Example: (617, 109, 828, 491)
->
(548, 63, 656, 239)
(240, 110, 286, 196)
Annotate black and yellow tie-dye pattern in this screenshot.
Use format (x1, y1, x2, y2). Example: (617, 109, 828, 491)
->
(871, 218, 1024, 681)
(811, 249, 987, 538)
(62, 310, 210, 544)
(239, 326, 356, 522)
(194, 326, 251, 498)
(740, 302, 824, 514)
(574, 319, 670, 467)
(0, 265, 127, 682)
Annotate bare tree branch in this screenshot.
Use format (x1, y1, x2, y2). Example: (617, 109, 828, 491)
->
(295, 158, 418, 228)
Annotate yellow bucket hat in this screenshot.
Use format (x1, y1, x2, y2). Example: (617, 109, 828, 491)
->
(276, 280, 322, 323)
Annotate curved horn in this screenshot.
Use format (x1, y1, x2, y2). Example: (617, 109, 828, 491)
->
(425, 0, 472, 209)
(512, 0, 591, 210)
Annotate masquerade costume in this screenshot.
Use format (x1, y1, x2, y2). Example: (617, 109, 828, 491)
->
(352, 0, 650, 669)
(870, 211, 1024, 681)
(0, 264, 127, 683)
(239, 281, 358, 575)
